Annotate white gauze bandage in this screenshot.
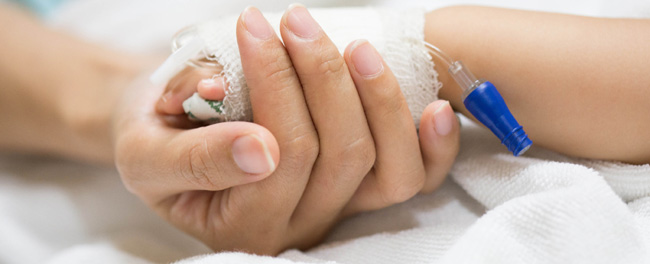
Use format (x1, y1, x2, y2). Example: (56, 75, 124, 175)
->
(182, 7, 441, 125)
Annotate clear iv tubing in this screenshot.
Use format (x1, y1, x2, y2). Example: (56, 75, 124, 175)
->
(424, 42, 533, 156)
(424, 42, 480, 99)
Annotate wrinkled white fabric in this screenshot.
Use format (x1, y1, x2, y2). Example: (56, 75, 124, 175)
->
(182, 7, 440, 125)
(169, 119, 650, 264)
(6, 119, 649, 264)
(71, 117, 647, 264)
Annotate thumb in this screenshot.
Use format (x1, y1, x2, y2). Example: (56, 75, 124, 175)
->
(418, 100, 460, 193)
(116, 121, 279, 202)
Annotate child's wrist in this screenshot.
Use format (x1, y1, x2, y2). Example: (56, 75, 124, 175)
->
(424, 7, 471, 114)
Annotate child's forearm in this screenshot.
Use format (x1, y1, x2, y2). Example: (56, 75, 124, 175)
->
(426, 6, 650, 163)
(0, 4, 142, 163)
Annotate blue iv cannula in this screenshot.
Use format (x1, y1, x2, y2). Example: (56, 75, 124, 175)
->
(425, 42, 532, 156)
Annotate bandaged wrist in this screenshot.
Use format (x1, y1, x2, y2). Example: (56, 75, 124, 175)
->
(180, 7, 441, 125)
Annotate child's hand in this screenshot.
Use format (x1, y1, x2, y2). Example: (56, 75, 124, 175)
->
(118, 5, 460, 255)
(154, 65, 228, 115)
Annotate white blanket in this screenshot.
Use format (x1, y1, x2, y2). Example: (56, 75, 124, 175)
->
(178, 119, 650, 264)
(2, 0, 650, 263)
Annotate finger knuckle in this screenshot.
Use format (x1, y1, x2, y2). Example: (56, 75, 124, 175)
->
(175, 138, 220, 189)
(263, 52, 296, 82)
(282, 124, 320, 169)
(323, 135, 376, 177)
(379, 169, 425, 205)
(315, 48, 346, 76)
(369, 84, 406, 116)
(288, 135, 320, 164)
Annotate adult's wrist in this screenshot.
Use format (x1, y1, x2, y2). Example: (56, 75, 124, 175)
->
(56, 48, 148, 164)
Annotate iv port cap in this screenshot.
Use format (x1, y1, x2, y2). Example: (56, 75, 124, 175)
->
(463, 81, 532, 156)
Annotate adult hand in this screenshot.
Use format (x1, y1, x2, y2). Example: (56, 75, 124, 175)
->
(117, 5, 460, 255)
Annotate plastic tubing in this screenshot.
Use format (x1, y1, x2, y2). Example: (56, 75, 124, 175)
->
(424, 42, 532, 156)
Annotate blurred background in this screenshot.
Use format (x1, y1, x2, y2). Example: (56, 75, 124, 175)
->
(17, 0, 650, 56)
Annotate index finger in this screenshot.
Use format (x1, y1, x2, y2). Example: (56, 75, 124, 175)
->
(230, 7, 318, 219)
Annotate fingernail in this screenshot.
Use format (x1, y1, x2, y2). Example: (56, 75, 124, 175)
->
(285, 4, 319, 39)
(232, 134, 276, 174)
(242, 6, 274, 40)
(349, 40, 384, 78)
(200, 78, 217, 88)
(433, 101, 454, 136)
(160, 91, 170, 103)
(197, 78, 225, 100)
(198, 78, 223, 91)
(156, 91, 171, 112)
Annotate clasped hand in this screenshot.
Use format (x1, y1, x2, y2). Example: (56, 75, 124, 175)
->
(113, 5, 459, 255)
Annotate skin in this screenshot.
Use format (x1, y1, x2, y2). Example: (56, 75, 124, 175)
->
(0, 5, 143, 163)
(144, 6, 458, 253)
(426, 6, 650, 164)
(1, 3, 649, 256)
(0, 4, 459, 255)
